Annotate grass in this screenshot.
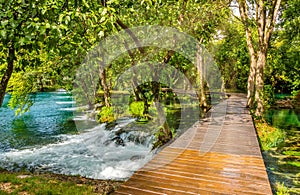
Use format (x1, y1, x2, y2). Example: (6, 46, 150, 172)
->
(283, 151, 300, 156)
(287, 161, 300, 168)
(0, 174, 94, 195)
(0, 169, 122, 195)
(255, 122, 286, 151)
(276, 182, 290, 195)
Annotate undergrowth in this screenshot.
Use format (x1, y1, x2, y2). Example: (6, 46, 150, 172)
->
(255, 122, 286, 151)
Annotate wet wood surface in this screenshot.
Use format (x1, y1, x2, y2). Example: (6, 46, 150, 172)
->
(114, 94, 272, 195)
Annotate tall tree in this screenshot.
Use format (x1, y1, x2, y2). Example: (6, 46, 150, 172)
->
(236, 0, 282, 116)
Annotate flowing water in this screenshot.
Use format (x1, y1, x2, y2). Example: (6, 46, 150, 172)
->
(0, 92, 199, 180)
(264, 109, 300, 194)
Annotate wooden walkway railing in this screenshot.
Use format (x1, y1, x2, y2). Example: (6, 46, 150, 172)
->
(113, 94, 272, 195)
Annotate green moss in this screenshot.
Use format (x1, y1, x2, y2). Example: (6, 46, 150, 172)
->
(152, 126, 174, 150)
(255, 122, 286, 151)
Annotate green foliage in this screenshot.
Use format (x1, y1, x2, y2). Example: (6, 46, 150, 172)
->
(212, 19, 250, 91)
(282, 150, 300, 156)
(129, 101, 145, 118)
(1, 0, 296, 121)
(7, 72, 36, 115)
(255, 122, 286, 151)
(263, 84, 276, 109)
(170, 127, 176, 138)
(0, 0, 114, 110)
(0, 0, 231, 113)
(97, 106, 115, 123)
(152, 125, 174, 150)
(292, 90, 300, 108)
(265, 0, 300, 96)
(292, 90, 300, 97)
(281, 0, 300, 43)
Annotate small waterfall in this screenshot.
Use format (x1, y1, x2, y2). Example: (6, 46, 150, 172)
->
(0, 92, 200, 180)
(0, 117, 154, 180)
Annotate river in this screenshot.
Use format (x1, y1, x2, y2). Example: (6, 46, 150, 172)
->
(264, 109, 300, 194)
(0, 92, 199, 180)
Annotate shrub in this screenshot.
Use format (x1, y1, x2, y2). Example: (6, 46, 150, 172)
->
(97, 106, 115, 123)
(129, 101, 144, 118)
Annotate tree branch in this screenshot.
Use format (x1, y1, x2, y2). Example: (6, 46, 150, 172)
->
(116, 19, 145, 54)
(265, 0, 281, 44)
(257, 0, 266, 48)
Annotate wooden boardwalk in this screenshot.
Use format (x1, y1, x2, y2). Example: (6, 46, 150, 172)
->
(114, 94, 272, 195)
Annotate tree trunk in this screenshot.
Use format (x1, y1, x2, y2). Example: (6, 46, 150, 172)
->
(99, 68, 111, 107)
(152, 81, 172, 149)
(255, 49, 266, 116)
(237, 0, 282, 117)
(0, 43, 15, 107)
(247, 55, 257, 108)
(238, 0, 257, 108)
(196, 45, 207, 108)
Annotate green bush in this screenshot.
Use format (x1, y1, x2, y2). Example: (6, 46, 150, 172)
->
(152, 126, 174, 150)
(97, 106, 115, 123)
(129, 101, 144, 118)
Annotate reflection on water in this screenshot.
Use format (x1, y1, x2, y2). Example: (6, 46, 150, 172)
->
(264, 109, 300, 194)
(266, 109, 300, 129)
(0, 92, 81, 152)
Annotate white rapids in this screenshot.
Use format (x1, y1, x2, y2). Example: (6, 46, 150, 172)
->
(0, 119, 154, 180)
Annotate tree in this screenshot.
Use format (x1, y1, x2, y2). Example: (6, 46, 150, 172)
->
(0, 0, 65, 107)
(113, 0, 230, 107)
(236, 0, 282, 116)
(0, 0, 112, 111)
(212, 19, 250, 91)
(279, 0, 300, 94)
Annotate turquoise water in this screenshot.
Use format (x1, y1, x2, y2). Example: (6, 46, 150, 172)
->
(0, 92, 201, 180)
(0, 92, 78, 152)
(265, 109, 300, 130)
(0, 92, 153, 179)
(264, 109, 300, 194)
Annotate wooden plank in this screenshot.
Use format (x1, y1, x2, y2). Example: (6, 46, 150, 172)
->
(130, 172, 269, 195)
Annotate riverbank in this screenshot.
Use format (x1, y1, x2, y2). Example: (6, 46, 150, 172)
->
(255, 119, 300, 195)
(0, 168, 123, 194)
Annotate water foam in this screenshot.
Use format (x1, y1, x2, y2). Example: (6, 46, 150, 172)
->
(0, 120, 153, 180)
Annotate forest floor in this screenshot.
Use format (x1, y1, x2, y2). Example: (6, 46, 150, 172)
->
(0, 168, 123, 195)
